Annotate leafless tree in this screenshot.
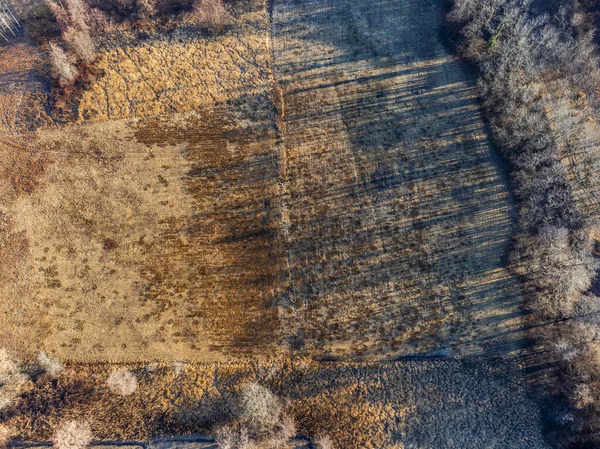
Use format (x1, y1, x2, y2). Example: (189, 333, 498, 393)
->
(0, 0, 20, 42)
(63, 26, 96, 63)
(53, 420, 93, 449)
(49, 42, 78, 86)
(106, 369, 138, 396)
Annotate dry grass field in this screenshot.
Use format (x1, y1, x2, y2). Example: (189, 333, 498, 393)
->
(273, 0, 524, 359)
(0, 0, 525, 362)
(0, 0, 553, 447)
(77, 5, 273, 121)
(8, 359, 550, 449)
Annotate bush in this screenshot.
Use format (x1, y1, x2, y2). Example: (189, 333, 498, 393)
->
(49, 42, 78, 87)
(238, 382, 282, 437)
(53, 420, 93, 449)
(0, 424, 14, 446)
(136, 0, 157, 19)
(38, 351, 63, 377)
(106, 369, 138, 396)
(0, 349, 28, 411)
(314, 435, 334, 449)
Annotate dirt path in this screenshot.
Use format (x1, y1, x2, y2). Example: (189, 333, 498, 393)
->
(272, 0, 525, 358)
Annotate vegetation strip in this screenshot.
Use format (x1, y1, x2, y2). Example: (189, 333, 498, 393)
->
(448, 0, 600, 445)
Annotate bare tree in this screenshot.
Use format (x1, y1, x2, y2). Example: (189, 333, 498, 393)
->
(50, 0, 96, 64)
(49, 42, 78, 86)
(63, 26, 96, 63)
(53, 420, 93, 449)
(106, 369, 138, 396)
(0, 0, 20, 42)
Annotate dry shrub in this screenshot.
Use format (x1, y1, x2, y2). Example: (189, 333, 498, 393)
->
(573, 384, 595, 409)
(216, 425, 252, 449)
(314, 435, 334, 449)
(275, 413, 296, 441)
(38, 352, 63, 377)
(49, 42, 78, 86)
(193, 0, 233, 32)
(0, 349, 28, 411)
(0, 423, 15, 446)
(53, 420, 93, 449)
(238, 382, 282, 437)
(106, 369, 138, 396)
(173, 360, 185, 376)
(63, 26, 96, 63)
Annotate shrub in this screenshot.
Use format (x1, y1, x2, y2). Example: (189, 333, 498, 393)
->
(38, 351, 63, 377)
(53, 420, 93, 449)
(314, 435, 334, 449)
(0, 349, 28, 411)
(49, 42, 78, 86)
(238, 382, 282, 437)
(106, 369, 138, 396)
(137, 0, 157, 19)
(0, 424, 14, 446)
(173, 360, 185, 376)
(275, 413, 296, 441)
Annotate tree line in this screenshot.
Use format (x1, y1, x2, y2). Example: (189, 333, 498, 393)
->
(21, 0, 233, 88)
(449, 0, 600, 445)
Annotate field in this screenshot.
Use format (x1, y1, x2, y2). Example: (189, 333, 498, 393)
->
(11, 359, 550, 449)
(0, 0, 526, 362)
(0, 0, 552, 447)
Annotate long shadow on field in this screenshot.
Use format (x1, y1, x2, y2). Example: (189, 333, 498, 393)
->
(272, 0, 525, 358)
(134, 105, 287, 357)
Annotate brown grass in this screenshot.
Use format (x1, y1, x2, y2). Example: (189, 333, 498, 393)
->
(4, 359, 548, 449)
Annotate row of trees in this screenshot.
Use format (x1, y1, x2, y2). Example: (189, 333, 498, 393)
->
(0, 350, 334, 449)
(42, 0, 232, 87)
(0, 0, 20, 42)
(48, 0, 96, 86)
(449, 0, 600, 444)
